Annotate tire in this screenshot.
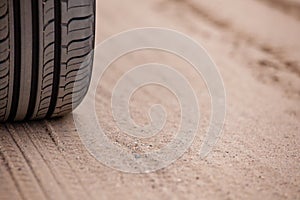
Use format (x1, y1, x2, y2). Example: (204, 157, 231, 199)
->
(0, 0, 95, 122)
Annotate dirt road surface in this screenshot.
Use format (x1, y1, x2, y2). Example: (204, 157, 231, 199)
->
(1, 0, 300, 199)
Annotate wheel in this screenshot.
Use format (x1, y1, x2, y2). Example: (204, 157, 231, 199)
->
(0, 0, 95, 122)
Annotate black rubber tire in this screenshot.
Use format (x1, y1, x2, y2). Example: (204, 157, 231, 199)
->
(0, 0, 95, 122)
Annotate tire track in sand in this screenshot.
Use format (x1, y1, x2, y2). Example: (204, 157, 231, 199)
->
(0, 124, 47, 200)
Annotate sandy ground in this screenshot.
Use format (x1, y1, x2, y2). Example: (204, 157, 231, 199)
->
(1, 0, 300, 199)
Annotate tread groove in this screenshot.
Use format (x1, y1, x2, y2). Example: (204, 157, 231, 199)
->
(8, 0, 21, 121)
(46, 0, 61, 118)
(25, 0, 40, 120)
